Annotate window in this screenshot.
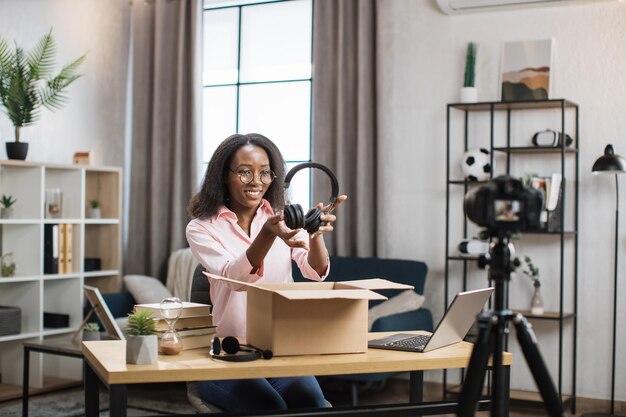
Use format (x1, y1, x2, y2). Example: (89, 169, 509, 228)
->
(202, 0, 313, 209)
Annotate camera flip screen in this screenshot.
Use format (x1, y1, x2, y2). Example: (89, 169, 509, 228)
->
(494, 199, 521, 223)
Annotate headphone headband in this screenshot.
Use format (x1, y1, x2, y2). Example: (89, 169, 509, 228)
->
(284, 162, 339, 205)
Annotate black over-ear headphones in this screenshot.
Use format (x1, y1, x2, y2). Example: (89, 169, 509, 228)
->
(210, 336, 273, 362)
(283, 162, 339, 234)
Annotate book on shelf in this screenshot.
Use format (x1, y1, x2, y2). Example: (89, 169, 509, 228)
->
(58, 224, 66, 274)
(546, 174, 563, 232)
(153, 315, 214, 331)
(157, 332, 216, 351)
(134, 301, 212, 318)
(527, 176, 548, 227)
(526, 173, 563, 231)
(46, 223, 74, 274)
(64, 224, 73, 273)
(44, 224, 59, 274)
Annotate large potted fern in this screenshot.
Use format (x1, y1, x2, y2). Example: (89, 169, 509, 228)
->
(0, 29, 85, 160)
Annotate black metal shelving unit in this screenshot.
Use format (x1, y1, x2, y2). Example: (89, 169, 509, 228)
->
(444, 98, 579, 412)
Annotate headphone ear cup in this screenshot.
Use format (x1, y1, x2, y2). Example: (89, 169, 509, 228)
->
(284, 203, 305, 229)
(304, 207, 323, 234)
(211, 337, 221, 355)
(221, 336, 240, 354)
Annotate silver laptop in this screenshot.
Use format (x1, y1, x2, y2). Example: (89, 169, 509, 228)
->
(368, 287, 494, 353)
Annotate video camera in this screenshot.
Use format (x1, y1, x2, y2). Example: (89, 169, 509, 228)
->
(463, 175, 543, 235)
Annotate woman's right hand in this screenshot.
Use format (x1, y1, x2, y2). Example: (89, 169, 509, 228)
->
(263, 212, 308, 249)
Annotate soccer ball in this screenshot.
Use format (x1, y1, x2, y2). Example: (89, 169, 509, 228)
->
(461, 148, 492, 181)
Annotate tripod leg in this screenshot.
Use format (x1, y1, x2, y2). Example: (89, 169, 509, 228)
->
(457, 312, 494, 417)
(491, 313, 508, 417)
(512, 314, 566, 417)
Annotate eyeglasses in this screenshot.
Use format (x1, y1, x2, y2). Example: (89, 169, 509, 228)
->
(230, 169, 276, 185)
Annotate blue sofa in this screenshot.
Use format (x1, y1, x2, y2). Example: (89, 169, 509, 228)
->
(292, 256, 433, 405)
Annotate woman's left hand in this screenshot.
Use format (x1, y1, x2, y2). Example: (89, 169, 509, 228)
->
(311, 195, 347, 238)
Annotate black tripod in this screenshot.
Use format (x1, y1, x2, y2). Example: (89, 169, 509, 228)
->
(457, 232, 566, 417)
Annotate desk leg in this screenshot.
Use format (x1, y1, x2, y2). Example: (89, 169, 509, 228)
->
(84, 361, 100, 417)
(409, 370, 424, 403)
(22, 346, 30, 417)
(109, 384, 127, 417)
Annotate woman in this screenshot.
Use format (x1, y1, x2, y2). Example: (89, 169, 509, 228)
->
(186, 133, 347, 412)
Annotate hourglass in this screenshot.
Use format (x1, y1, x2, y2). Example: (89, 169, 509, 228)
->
(159, 297, 184, 355)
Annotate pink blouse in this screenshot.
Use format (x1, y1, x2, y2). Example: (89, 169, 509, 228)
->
(186, 199, 329, 337)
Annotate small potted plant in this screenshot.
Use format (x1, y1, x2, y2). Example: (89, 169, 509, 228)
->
(523, 255, 544, 315)
(1, 252, 16, 277)
(461, 42, 478, 103)
(0, 29, 86, 160)
(126, 309, 158, 364)
(1, 194, 16, 218)
(88, 199, 101, 219)
(82, 322, 101, 341)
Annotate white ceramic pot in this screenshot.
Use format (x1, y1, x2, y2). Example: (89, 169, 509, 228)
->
(88, 207, 102, 219)
(0, 207, 13, 219)
(126, 335, 158, 364)
(82, 330, 101, 341)
(460, 86, 478, 103)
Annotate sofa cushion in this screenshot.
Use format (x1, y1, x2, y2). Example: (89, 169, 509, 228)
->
(124, 274, 173, 304)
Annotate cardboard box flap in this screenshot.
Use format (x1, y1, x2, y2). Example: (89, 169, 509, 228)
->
(204, 272, 268, 291)
(333, 278, 414, 291)
(273, 289, 386, 301)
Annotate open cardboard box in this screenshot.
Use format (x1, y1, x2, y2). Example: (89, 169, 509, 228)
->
(205, 273, 412, 356)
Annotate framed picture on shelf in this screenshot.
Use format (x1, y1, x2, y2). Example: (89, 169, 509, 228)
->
(500, 39, 553, 101)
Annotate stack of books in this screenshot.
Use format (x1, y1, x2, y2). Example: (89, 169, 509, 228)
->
(133, 302, 215, 350)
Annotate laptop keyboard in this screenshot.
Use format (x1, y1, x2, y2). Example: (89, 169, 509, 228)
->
(384, 334, 431, 352)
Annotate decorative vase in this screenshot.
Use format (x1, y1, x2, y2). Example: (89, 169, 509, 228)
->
(126, 335, 158, 364)
(460, 86, 478, 103)
(530, 286, 544, 315)
(1, 207, 13, 219)
(45, 188, 63, 219)
(5, 142, 29, 160)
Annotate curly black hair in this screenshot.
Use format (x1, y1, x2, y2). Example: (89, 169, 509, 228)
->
(188, 133, 286, 219)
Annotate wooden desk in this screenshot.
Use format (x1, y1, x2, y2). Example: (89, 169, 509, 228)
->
(82, 331, 513, 417)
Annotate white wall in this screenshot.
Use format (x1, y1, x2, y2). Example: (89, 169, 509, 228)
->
(0, 0, 130, 166)
(377, 0, 626, 400)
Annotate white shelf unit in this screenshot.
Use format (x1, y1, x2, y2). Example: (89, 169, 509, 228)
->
(0, 160, 122, 399)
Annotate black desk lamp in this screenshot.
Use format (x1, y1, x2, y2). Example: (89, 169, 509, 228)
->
(588, 144, 626, 417)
